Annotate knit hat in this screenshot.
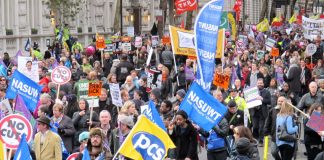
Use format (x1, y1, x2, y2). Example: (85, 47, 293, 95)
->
(236, 137, 250, 154)
(118, 114, 134, 128)
(79, 131, 89, 142)
(89, 128, 102, 137)
(227, 100, 237, 108)
(176, 89, 186, 98)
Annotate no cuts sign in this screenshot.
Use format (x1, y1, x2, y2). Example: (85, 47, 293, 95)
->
(0, 114, 33, 149)
(51, 66, 71, 85)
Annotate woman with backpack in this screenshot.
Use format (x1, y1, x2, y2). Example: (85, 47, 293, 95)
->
(276, 102, 298, 160)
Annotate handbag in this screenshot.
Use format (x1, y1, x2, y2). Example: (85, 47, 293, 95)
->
(278, 116, 297, 142)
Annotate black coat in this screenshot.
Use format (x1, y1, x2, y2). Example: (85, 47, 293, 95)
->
(284, 64, 302, 94)
(57, 115, 76, 153)
(170, 121, 199, 160)
(249, 88, 271, 118)
(225, 110, 244, 135)
(245, 72, 264, 88)
(264, 107, 280, 142)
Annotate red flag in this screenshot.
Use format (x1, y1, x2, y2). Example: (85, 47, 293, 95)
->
(175, 0, 198, 15)
(180, 19, 185, 29)
(233, 0, 242, 21)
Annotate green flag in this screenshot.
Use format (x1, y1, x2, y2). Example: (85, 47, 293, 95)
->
(219, 12, 229, 29)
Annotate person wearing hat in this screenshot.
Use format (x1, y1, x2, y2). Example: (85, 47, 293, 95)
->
(72, 131, 89, 153)
(33, 116, 62, 160)
(168, 110, 198, 160)
(110, 114, 134, 158)
(76, 128, 112, 160)
(225, 100, 244, 135)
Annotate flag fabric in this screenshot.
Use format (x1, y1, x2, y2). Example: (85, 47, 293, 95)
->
(219, 12, 229, 29)
(289, 14, 297, 24)
(256, 18, 269, 32)
(6, 70, 43, 112)
(271, 16, 283, 26)
(13, 134, 32, 160)
(195, 0, 224, 92)
(141, 100, 167, 131)
(118, 116, 176, 160)
(49, 122, 70, 158)
(11, 50, 23, 66)
(0, 136, 6, 160)
(179, 82, 228, 131)
(14, 94, 36, 128)
(24, 38, 31, 52)
(82, 147, 91, 160)
(175, 0, 198, 15)
(169, 25, 196, 57)
(0, 63, 7, 78)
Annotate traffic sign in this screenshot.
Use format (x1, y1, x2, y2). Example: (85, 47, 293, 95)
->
(0, 114, 33, 149)
(66, 152, 79, 160)
(51, 66, 71, 85)
(306, 43, 317, 57)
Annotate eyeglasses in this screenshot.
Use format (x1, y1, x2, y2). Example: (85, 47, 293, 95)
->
(90, 135, 101, 139)
(1, 79, 6, 81)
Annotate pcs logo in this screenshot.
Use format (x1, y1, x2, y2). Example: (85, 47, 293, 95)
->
(132, 132, 166, 160)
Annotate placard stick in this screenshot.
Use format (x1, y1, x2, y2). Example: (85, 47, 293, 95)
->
(286, 102, 310, 118)
(89, 97, 94, 130)
(56, 84, 60, 100)
(101, 49, 104, 68)
(7, 149, 12, 160)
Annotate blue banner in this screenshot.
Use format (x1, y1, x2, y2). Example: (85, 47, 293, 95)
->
(6, 70, 42, 112)
(179, 82, 227, 131)
(141, 100, 167, 131)
(195, 0, 224, 92)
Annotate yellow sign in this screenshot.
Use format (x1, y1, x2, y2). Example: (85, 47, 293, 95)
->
(169, 25, 196, 57)
(216, 29, 225, 59)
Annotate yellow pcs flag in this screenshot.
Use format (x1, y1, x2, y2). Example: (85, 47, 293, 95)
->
(289, 14, 297, 24)
(216, 28, 225, 59)
(118, 115, 176, 160)
(0, 140, 6, 160)
(256, 18, 269, 32)
(169, 25, 196, 57)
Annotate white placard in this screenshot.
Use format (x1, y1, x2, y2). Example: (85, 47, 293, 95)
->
(109, 83, 123, 107)
(17, 56, 39, 82)
(244, 87, 262, 109)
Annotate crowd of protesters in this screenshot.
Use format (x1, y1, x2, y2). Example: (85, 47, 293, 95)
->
(0, 20, 323, 160)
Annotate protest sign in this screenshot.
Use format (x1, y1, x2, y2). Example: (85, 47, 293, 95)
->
(306, 112, 324, 132)
(265, 38, 276, 51)
(257, 50, 265, 60)
(0, 99, 12, 116)
(213, 73, 230, 89)
(122, 43, 131, 52)
(109, 83, 123, 107)
(17, 56, 39, 83)
(302, 16, 324, 40)
(216, 28, 225, 59)
(121, 36, 131, 42)
(134, 37, 142, 48)
(6, 70, 42, 112)
(51, 66, 71, 85)
(117, 116, 175, 160)
(243, 87, 262, 108)
(305, 43, 317, 57)
(270, 47, 279, 57)
(67, 152, 79, 160)
(195, 0, 224, 92)
(96, 35, 106, 49)
(236, 40, 245, 54)
(145, 47, 154, 66)
(151, 36, 159, 47)
(77, 80, 99, 107)
(146, 69, 159, 92)
(88, 81, 102, 97)
(127, 27, 135, 37)
(180, 82, 228, 131)
(162, 36, 171, 45)
(169, 25, 196, 57)
(141, 101, 166, 131)
(0, 114, 33, 149)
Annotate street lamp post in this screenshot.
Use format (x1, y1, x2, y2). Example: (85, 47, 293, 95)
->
(120, 0, 123, 35)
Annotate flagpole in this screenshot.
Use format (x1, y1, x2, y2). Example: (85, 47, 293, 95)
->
(7, 149, 12, 160)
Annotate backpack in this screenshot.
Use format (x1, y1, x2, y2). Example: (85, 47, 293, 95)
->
(207, 130, 225, 150)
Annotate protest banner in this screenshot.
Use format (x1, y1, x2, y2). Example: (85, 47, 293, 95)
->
(180, 82, 228, 131)
(162, 36, 171, 45)
(121, 36, 131, 42)
(216, 28, 225, 59)
(135, 37, 142, 48)
(77, 80, 99, 107)
(236, 40, 245, 54)
(302, 16, 324, 40)
(0, 114, 33, 149)
(146, 69, 160, 92)
(195, 0, 224, 92)
(13, 134, 32, 160)
(6, 70, 43, 112)
(243, 87, 262, 108)
(141, 101, 166, 131)
(257, 50, 265, 60)
(122, 43, 131, 52)
(270, 47, 279, 57)
(169, 25, 195, 57)
(88, 81, 102, 97)
(17, 56, 39, 82)
(265, 38, 276, 51)
(115, 115, 175, 160)
(96, 35, 106, 49)
(67, 152, 79, 160)
(305, 43, 317, 57)
(175, 0, 198, 15)
(213, 73, 230, 89)
(151, 36, 159, 47)
(109, 83, 123, 107)
(306, 112, 324, 132)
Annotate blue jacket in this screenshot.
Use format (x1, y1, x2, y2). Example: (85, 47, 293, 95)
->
(276, 115, 298, 147)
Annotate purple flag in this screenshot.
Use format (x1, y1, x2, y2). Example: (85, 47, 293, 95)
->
(11, 50, 23, 66)
(14, 94, 36, 128)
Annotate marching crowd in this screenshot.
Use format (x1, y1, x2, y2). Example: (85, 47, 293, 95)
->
(0, 22, 323, 160)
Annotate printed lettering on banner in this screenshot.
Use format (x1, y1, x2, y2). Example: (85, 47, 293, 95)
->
(243, 87, 262, 108)
(212, 73, 230, 89)
(109, 83, 123, 107)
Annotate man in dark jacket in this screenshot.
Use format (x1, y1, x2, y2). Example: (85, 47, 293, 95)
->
(299, 59, 312, 96)
(225, 100, 244, 135)
(284, 57, 302, 96)
(249, 78, 271, 146)
(160, 45, 173, 72)
(264, 96, 286, 160)
(116, 54, 134, 84)
(103, 52, 113, 77)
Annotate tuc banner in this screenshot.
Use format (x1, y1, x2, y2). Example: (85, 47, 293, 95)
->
(180, 82, 228, 131)
(6, 70, 43, 112)
(302, 16, 324, 40)
(169, 25, 196, 57)
(195, 0, 224, 92)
